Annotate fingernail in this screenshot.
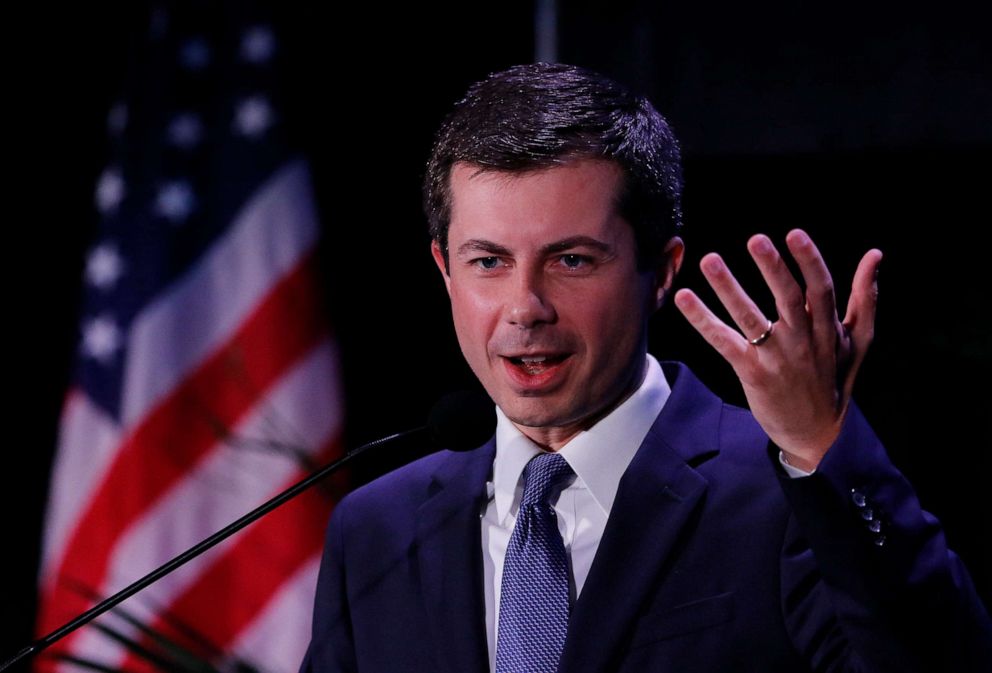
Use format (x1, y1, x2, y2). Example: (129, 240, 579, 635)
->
(754, 238, 773, 255)
(703, 257, 722, 273)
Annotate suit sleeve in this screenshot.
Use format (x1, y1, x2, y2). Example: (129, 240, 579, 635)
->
(300, 498, 358, 673)
(773, 401, 992, 672)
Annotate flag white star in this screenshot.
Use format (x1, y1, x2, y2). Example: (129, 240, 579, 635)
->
(82, 315, 122, 364)
(167, 112, 204, 149)
(180, 37, 211, 70)
(155, 180, 196, 223)
(95, 167, 125, 215)
(107, 102, 128, 137)
(233, 96, 274, 139)
(241, 26, 276, 64)
(85, 243, 125, 290)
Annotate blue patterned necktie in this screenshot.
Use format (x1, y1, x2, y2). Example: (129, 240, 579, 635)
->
(495, 452, 575, 673)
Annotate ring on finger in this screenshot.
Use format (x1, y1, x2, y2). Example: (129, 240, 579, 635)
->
(748, 319, 774, 346)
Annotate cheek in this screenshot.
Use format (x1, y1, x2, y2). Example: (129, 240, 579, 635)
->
(563, 280, 646, 321)
(563, 281, 652, 347)
(448, 285, 499, 352)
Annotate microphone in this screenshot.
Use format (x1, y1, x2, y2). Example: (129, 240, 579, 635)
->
(1, 392, 495, 672)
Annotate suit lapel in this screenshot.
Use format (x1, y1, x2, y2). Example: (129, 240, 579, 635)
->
(416, 441, 495, 673)
(559, 362, 723, 673)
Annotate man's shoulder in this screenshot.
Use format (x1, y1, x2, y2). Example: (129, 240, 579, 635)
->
(638, 361, 795, 535)
(336, 441, 494, 519)
(655, 360, 768, 457)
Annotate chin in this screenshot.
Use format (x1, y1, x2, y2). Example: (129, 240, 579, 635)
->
(501, 399, 582, 431)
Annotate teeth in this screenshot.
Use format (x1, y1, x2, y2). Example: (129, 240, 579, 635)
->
(520, 356, 547, 363)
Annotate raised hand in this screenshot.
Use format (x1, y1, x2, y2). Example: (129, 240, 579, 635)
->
(673, 229, 882, 472)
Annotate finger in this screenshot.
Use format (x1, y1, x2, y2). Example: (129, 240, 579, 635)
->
(746, 234, 809, 332)
(673, 288, 750, 367)
(840, 249, 882, 390)
(785, 229, 837, 352)
(699, 253, 773, 344)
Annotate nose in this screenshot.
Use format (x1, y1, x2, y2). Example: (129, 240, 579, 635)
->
(506, 269, 556, 328)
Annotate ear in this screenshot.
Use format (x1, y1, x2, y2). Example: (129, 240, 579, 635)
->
(653, 236, 684, 310)
(430, 239, 452, 294)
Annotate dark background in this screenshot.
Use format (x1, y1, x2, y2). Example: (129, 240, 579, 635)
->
(7, 0, 991, 664)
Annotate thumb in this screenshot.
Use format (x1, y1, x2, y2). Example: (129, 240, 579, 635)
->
(840, 248, 882, 400)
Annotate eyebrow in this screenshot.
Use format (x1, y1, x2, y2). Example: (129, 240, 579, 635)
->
(540, 236, 612, 255)
(455, 239, 513, 257)
(455, 236, 613, 258)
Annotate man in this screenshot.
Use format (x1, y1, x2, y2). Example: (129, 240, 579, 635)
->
(302, 63, 991, 672)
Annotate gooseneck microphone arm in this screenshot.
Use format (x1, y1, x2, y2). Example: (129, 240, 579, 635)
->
(2, 425, 432, 673)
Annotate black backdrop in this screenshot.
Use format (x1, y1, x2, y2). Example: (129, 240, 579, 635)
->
(6, 0, 990, 664)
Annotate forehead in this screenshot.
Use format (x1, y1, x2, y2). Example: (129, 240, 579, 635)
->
(447, 160, 628, 244)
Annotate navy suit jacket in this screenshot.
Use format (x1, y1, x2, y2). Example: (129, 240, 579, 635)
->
(302, 362, 991, 672)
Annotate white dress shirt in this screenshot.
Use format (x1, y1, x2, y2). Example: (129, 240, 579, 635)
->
(480, 355, 812, 670)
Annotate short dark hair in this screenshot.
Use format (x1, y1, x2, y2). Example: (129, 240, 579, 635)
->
(423, 62, 683, 270)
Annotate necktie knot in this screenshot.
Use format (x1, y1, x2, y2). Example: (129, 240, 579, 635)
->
(520, 452, 574, 507)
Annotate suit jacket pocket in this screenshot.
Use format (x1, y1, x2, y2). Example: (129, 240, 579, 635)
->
(629, 591, 735, 649)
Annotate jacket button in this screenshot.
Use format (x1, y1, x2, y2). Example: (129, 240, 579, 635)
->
(867, 519, 882, 533)
(851, 490, 867, 508)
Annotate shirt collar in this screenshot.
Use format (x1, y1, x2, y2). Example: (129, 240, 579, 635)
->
(491, 354, 671, 523)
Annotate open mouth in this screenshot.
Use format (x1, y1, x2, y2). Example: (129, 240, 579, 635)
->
(505, 353, 570, 375)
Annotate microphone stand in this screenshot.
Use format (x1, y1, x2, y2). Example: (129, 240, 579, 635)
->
(1, 426, 427, 672)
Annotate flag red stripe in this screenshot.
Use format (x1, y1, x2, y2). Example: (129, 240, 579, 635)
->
(37, 250, 327, 655)
(119, 441, 342, 673)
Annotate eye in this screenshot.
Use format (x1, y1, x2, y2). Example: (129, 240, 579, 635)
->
(558, 254, 589, 269)
(472, 256, 502, 270)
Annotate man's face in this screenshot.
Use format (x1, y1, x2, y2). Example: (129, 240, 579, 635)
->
(432, 159, 683, 448)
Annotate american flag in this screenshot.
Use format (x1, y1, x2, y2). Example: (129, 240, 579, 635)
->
(36, 4, 342, 672)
